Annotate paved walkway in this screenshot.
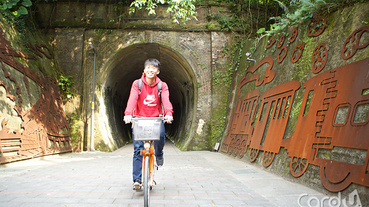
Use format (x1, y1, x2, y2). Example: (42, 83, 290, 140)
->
(0, 141, 326, 207)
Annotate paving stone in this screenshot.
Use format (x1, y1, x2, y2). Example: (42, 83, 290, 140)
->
(0, 141, 325, 206)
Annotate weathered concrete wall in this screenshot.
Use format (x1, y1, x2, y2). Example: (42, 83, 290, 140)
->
(222, 2, 369, 204)
(35, 2, 234, 151)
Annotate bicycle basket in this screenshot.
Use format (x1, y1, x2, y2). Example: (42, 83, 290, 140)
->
(132, 117, 163, 141)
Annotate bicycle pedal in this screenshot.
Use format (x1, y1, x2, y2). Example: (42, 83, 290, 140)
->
(133, 183, 142, 191)
(134, 185, 143, 191)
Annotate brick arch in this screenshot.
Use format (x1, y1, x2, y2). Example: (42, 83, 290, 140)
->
(99, 43, 197, 148)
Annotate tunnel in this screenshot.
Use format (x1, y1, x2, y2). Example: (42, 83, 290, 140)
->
(101, 43, 197, 148)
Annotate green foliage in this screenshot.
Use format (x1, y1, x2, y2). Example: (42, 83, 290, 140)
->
(258, 0, 366, 36)
(58, 75, 74, 99)
(68, 114, 83, 150)
(363, 89, 369, 95)
(256, 27, 266, 34)
(213, 70, 233, 86)
(267, 0, 328, 34)
(228, 39, 244, 72)
(212, 0, 284, 36)
(208, 12, 244, 32)
(129, 0, 197, 23)
(0, 0, 32, 17)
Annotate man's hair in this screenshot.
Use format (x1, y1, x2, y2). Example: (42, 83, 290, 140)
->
(144, 58, 161, 70)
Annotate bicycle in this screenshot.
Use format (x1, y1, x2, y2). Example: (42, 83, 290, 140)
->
(131, 117, 164, 207)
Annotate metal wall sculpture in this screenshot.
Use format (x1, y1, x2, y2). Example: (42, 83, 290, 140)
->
(0, 26, 71, 164)
(307, 17, 327, 37)
(221, 89, 259, 158)
(248, 80, 300, 167)
(221, 21, 369, 192)
(342, 26, 369, 60)
(286, 58, 369, 192)
(312, 43, 328, 74)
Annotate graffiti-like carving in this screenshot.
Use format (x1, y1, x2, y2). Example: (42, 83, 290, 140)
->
(0, 26, 71, 164)
(266, 37, 276, 49)
(312, 43, 328, 74)
(286, 58, 369, 192)
(26, 44, 54, 59)
(291, 42, 305, 63)
(1, 62, 23, 115)
(0, 80, 16, 102)
(308, 17, 327, 37)
(342, 26, 369, 60)
(290, 27, 298, 43)
(278, 45, 287, 63)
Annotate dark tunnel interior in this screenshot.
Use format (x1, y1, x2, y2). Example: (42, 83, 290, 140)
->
(103, 43, 196, 147)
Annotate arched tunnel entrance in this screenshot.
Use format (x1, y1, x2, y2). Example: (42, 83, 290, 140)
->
(102, 43, 196, 148)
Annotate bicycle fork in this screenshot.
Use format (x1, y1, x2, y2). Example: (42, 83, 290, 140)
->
(141, 142, 156, 188)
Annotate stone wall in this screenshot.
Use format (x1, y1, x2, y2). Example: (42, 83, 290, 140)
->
(222, 2, 369, 204)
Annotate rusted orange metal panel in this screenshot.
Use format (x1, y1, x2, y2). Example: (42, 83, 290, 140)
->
(286, 58, 369, 192)
(221, 89, 259, 158)
(248, 81, 300, 167)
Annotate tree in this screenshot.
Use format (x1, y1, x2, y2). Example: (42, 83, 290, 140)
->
(129, 0, 198, 23)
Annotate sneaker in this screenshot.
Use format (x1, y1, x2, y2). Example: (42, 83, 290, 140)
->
(156, 157, 164, 166)
(133, 180, 141, 191)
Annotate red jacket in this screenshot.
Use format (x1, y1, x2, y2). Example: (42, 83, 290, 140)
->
(124, 74, 173, 117)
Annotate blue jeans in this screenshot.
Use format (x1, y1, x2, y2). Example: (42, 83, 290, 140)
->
(132, 123, 165, 182)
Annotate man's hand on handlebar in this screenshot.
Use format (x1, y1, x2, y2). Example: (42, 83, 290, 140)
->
(164, 115, 173, 123)
(124, 115, 132, 124)
(124, 115, 172, 124)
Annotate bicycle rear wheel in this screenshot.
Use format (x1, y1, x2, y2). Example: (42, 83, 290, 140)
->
(144, 156, 150, 207)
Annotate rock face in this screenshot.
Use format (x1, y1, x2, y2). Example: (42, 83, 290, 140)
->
(0, 19, 72, 163)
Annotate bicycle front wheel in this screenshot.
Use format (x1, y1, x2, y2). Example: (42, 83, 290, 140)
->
(144, 155, 150, 207)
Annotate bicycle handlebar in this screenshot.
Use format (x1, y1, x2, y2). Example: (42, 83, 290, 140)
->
(132, 116, 172, 123)
(132, 116, 164, 120)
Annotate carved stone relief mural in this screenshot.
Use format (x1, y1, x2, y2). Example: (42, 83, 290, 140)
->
(221, 20, 369, 192)
(0, 26, 71, 164)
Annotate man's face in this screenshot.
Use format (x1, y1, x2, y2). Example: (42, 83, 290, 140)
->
(144, 65, 159, 79)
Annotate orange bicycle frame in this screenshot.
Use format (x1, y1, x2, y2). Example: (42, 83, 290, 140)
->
(141, 143, 155, 186)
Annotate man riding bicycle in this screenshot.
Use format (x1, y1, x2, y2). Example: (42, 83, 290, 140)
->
(124, 58, 173, 190)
